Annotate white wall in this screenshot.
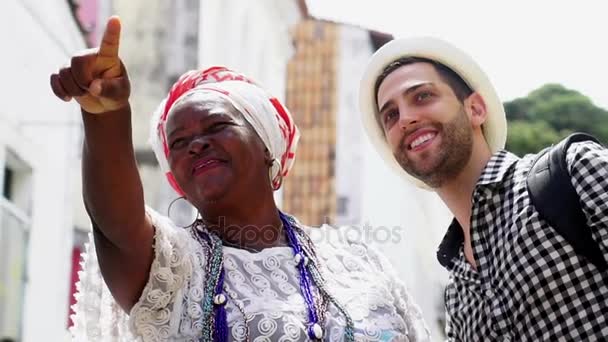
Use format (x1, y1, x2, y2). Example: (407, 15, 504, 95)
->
(0, 0, 85, 340)
(198, 0, 301, 206)
(334, 25, 369, 226)
(334, 25, 452, 340)
(198, 0, 300, 103)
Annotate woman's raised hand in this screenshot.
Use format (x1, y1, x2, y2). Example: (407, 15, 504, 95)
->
(50, 16, 130, 114)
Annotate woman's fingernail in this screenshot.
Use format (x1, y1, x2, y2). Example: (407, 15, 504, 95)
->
(90, 82, 101, 96)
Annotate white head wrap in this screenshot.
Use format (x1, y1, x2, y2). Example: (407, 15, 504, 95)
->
(150, 67, 300, 195)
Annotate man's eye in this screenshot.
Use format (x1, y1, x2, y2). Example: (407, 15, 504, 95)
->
(416, 91, 433, 102)
(383, 110, 398, 126)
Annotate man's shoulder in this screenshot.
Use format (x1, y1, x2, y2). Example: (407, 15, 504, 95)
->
(482, 150, 533, 189)
(565, 140, 606, 170)
(500, 140, 603, 206)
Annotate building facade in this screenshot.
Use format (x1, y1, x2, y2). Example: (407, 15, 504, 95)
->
(0, 1, 88, 340)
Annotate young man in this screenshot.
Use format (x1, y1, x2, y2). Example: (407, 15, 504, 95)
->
(359, 37, 608, 341)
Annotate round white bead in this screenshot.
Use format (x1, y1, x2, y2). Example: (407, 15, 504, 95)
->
(303, 256, 309, 266)
(294, 253, 303, 265)
(311, 323, 323, 339)
(213, 293, 227, 305)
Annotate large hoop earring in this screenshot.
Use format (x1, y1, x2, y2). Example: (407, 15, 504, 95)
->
(168, 196, 200, 228)
(269, 158, 283, 190)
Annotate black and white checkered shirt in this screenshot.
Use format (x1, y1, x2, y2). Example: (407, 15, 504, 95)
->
(437, 141, 608, 341)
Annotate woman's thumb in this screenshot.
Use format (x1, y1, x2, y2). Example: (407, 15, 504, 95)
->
(89, 77, 130, 100)
(89, 79, 103, 96)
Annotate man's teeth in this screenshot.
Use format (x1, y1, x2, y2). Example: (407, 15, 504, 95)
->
(410, 133, 436, 149)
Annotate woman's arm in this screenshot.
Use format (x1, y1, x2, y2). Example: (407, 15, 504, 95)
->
(50, 16, 154, 312)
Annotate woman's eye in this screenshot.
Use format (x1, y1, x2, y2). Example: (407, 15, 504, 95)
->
(170, 138, 187, 149)
(209, 122, 230, 132)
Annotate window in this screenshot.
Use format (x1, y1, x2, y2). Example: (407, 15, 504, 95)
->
(337, 196, 349, 216)
(0, 150, 32, 341)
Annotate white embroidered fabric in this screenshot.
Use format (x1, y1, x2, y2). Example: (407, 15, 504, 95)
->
(70, 208, 430, 341)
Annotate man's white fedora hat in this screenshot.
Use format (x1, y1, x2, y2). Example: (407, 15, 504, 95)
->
(358, 36, 507, 189)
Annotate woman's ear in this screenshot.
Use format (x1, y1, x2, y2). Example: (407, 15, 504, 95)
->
(264, 148, 273, 166)
(465, 92, 488, 128)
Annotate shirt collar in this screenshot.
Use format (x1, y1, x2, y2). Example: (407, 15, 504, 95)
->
(436, 218, 463, 269)
(475, 150, 519, 187)
(436, 150, 519, 269)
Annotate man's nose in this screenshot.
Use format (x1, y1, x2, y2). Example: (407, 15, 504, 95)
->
(397, 106, 419, 130)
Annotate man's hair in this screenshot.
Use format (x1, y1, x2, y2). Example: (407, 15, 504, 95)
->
(374, 57, 474, 103)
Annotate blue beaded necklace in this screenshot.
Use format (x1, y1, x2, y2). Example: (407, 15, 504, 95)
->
(191, 211, 355, 341)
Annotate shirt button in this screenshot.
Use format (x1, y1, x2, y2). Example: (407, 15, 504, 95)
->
(485, 289, 493, 297)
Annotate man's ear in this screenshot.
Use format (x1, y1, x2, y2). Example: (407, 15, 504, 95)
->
(465, 92, 488, 128)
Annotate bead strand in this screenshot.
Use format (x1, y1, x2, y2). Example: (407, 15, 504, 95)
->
(308, 263, 355, 341)
(281, 212, 323, 340)
(190, 213, 354, 341)
(225, 286, 251, 342)
(213, 270, 228, 342)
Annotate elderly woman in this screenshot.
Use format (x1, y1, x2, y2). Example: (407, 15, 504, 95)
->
(50, 17, 429, 341)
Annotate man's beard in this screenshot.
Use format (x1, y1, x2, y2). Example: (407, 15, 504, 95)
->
(395, 108, 473, 188)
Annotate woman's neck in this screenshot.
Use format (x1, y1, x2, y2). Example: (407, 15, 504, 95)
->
(199, 195, 287, 251)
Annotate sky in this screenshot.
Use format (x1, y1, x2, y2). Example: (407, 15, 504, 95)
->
(307, 0, 608, 109)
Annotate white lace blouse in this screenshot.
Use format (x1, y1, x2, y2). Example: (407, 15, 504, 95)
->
(70, 208, 430, 341)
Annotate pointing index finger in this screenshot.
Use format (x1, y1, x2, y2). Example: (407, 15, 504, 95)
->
(98, 16, 121, 58)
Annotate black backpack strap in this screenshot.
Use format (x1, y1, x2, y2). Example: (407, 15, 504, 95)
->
(527, 132, 608, 271)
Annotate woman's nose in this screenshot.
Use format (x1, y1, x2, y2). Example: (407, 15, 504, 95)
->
(188, 136, 210, 155)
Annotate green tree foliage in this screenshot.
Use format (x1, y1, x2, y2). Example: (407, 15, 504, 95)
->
(507, 120, 561, 156)
(504, 84, 608, 156)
